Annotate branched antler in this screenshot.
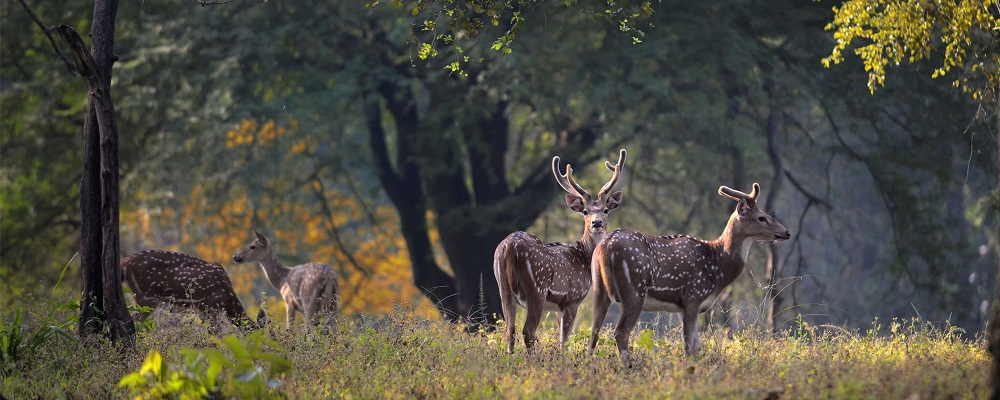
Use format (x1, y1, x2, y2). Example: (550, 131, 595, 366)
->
(552, 156, 591, 201)
(598, 149, 627, 200)
(718, 182, 760, 204)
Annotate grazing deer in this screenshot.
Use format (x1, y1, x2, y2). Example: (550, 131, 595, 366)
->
(589, 183, 789, 367)
(121, 250, 267, 330)
(494, 149, 626, 354)
(232, 231, 339, 332)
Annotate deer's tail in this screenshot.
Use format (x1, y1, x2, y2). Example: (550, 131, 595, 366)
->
(493, 239, 519, 320)
(593, 244, 621, 303)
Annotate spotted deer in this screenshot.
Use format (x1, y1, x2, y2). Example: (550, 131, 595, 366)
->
(233, 231, 339, 332)
(121, 250, 267, 330)
(590, 183, 789, 367)
(494, 149, 626, 354)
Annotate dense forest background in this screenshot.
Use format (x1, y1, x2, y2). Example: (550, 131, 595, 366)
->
(1, 0, 997, 334)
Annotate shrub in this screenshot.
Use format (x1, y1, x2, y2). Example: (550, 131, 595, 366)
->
(119, 331, 291, 399)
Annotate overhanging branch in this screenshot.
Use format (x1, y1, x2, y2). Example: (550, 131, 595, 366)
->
(17, 0, 77, 74)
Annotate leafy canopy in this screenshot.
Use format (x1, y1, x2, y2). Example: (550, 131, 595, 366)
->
(823, 0, 1000, 99)
(373, 0, 657, 72)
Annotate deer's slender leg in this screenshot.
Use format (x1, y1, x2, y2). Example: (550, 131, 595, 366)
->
(498, 277, 518, 354)
(682, 303, 702, 356)
(284, 301, 296, 328)
(614, 293, 643, 368)
(522, 294, 545, 352)
(559, 306, 578, 346)
(589, 282, 611, 353)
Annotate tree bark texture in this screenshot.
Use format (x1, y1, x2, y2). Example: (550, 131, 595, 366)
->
(55, 0, 134, 344)
(79, 105, 104, 336)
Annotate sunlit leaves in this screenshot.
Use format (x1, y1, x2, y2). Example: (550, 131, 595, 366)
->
(375, 0, 658, 73)
(823, 0, 1000, 97)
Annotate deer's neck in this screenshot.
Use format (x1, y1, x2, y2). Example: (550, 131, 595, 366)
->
(258, 251, 290, 290)
(575, 228, 605, 261)
(708, 213, 753, 283)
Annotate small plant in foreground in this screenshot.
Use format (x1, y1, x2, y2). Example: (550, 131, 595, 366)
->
(0, 304, 74, 376)
(119, 330, 291, 399)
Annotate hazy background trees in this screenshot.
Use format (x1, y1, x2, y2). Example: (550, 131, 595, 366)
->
(1, 0, 996, 335)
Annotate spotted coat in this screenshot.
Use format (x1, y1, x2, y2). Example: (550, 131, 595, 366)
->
(589, 182, 790, 367)
(233, 231, 339, 331)
(121, 249, 261, 329)
(495, 232, 594, 312)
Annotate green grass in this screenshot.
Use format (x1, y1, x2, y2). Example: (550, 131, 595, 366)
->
(0, 301, 991, 399)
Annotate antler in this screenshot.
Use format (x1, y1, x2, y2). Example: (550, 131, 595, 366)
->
(597, 149, 627, 200)
(718, 182, 760, 204)
(552, 156, 592, 201)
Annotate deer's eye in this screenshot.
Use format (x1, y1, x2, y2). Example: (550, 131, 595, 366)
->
(757, 216, 767, 222)
(582, 210, 589, 215)
(603, 208, 609, 214)
(250, 245, 256, 250)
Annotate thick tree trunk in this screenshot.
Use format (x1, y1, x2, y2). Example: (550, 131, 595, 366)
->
(436, 212, 507, 326)
(55, 0, 134, 343)
(79, 105, 104, 336)
(365, 68, 609, 327)
(93, 0, 131, 342)
(363, 90, 460, 321)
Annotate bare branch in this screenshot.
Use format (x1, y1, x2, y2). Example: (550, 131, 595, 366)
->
(198, 0, 237, 6)
(16, 0, 77, 74)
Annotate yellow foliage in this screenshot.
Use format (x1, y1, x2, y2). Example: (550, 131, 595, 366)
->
(824, 0, 1000, 97)
(123, 117, 438, 319)
(225, 118, 295, 148)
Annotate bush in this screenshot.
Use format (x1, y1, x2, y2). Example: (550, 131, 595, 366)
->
(119, 331, 291, 399)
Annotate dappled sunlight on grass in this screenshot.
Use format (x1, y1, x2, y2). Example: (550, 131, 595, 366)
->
(0, 301, 991, 399)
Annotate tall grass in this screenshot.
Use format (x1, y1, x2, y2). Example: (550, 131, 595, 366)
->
(0, 298, 991, 399)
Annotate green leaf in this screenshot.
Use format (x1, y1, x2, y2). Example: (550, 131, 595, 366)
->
(637, 329, 655, 350)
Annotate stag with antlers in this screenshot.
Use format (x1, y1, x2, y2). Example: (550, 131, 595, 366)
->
(590, 183, 789, 367)
(493, 149, 627, 354)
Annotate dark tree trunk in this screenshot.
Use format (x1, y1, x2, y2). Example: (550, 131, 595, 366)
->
(79, 105, 104, 336)
(364, 88, 460, 321)
(92, 0, 132, 343)
(363, 76, 609, 326)
(47, 0, 134, 344)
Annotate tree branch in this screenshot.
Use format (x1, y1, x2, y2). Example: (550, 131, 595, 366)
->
(16, 0, 77, 74)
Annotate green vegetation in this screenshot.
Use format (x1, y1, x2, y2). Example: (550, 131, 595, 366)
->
(119, 332, 290, 400)
(3, 0, 996, 336)
(1, 299, 990, 399)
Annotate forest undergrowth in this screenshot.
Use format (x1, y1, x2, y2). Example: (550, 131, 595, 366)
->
(0, 296, 991, 399)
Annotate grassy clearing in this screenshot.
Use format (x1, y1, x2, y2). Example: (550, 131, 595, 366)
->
(1, 300, 991, 399)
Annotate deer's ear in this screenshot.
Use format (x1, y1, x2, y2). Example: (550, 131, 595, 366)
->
(565, 195, 586, 213)
(254, 230, 269, 246)
(736, 199, 751, 217)
(606, 191, 624, 210)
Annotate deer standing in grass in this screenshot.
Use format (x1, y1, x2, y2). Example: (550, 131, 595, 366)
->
(233, 231, 339, 332)
(494, 149, 626, 354)
(589, 183, 789, 367)
(121, 250, 267, 330)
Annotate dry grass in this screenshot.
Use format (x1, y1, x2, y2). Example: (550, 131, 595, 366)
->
(1, 301, 991, 399)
